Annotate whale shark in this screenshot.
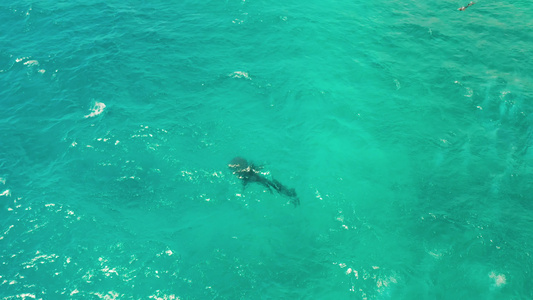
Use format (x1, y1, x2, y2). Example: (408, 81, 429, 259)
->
(228, 157, 300, 206)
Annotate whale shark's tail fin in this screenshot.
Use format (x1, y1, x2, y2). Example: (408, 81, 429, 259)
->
(271, 179, 300, 206)
(288, 188, 300, 206)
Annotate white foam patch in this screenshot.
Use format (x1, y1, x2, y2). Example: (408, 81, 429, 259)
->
(12, 293, 36, 299)
(489, 271, 506, 287)
(91, 291, 119, 300)
(148, 293, 179, 300)
(464, 87, 473, 97)
(23, 60, 39, 66)
(85, 102, 106, 118)
(229, 71, 251, 80)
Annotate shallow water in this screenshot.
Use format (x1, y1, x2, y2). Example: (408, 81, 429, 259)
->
(1, 0, 532, 299)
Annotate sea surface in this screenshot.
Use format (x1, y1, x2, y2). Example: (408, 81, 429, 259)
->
(1, 0, 532, 299)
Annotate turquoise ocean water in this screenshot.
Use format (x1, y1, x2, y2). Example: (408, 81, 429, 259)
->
(1, 0, 533, 299)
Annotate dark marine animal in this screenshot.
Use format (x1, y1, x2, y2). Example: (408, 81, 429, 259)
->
(458, 1, 475, 10)
(228, 157, 300, 206)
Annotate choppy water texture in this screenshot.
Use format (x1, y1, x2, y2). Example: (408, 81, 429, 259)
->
(1, 0, 533, 299)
